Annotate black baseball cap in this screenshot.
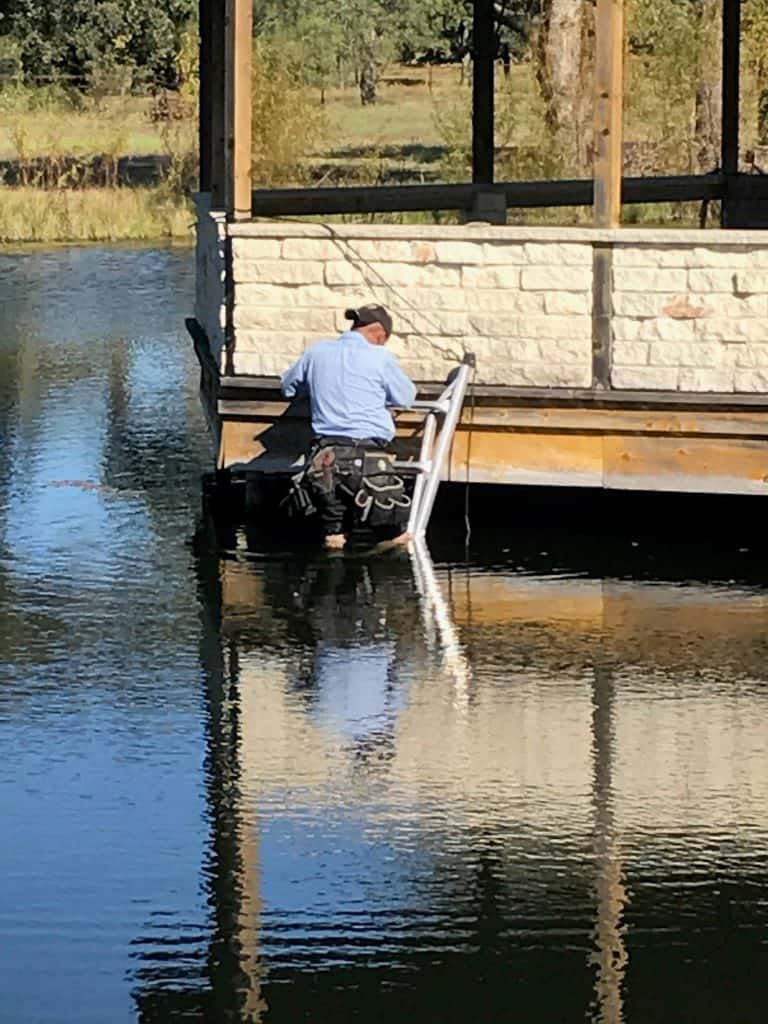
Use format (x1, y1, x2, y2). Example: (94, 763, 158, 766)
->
(345, 304, 393, 337)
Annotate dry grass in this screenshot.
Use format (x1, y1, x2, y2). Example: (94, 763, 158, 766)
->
(0, 186, 193, 243)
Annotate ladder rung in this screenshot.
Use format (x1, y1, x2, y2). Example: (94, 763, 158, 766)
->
(392, 460, 432, 473)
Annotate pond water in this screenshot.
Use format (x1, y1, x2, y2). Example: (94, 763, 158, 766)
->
(1, 245, 767, 1024)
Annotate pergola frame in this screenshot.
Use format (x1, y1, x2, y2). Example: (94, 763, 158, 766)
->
(198, 0, 764, 229)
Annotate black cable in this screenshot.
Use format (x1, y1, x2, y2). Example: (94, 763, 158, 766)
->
(463, 365, 477, 549)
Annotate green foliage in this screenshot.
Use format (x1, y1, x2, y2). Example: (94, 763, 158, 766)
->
(1, 0, 195, 89)
(250, 37, 326, 186)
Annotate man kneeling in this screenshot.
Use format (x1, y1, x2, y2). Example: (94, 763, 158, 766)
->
(281, 304, 416, 550)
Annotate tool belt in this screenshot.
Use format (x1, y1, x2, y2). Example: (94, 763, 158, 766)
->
(283, 438, 410, 529)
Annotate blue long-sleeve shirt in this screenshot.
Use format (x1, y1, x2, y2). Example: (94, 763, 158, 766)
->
(281, 330, 416, 442)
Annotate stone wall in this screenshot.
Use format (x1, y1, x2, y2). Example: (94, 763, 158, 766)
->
(611, 242, 768, 391)
(194, 195, 227, 366)
(195, 207, 768, 392)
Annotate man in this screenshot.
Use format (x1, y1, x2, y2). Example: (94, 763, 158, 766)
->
(281, 304, 416, 550)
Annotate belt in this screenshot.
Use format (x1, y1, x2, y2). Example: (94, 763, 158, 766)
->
(314, 435, 388, 449)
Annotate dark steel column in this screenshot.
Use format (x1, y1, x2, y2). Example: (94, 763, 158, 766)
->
(198, 0, 213, 192)
(472, 0, 495, 185)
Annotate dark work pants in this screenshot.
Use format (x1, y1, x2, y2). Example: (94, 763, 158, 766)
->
(312, 436, 408, 539)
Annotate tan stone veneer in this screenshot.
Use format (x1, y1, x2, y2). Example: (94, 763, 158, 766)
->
(194, 200, 768, 393)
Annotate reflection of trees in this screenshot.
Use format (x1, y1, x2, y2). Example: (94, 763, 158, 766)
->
(131, 550, 268, 1023)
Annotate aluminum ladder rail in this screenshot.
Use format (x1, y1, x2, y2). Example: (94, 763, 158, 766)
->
(392, 353, 474, 540)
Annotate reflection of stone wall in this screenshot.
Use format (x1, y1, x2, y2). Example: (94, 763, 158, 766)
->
(229, 568, 768, 844)
(194, 210, 768, 392)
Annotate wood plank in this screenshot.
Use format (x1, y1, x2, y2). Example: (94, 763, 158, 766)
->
(217, 398, 768, 439)
(249, 174, 730, 217)
(198, 0, 212, 192)
(594, 0, 624, 227)
(225, 0, 252, 218)
(603, 434, 768, 494)
(472, 0, 495, 186)
(218, 376, 768, 411)
(210, 0, 226, 207)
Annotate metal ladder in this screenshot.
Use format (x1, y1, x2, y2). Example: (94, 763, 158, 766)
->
(393, 352, 475, 540)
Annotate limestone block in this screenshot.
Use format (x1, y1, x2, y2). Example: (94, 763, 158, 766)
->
(523, 242, 589, 266)
(695, 318, 768, 343)
(612, 342, 650, 366)
(482, 243, 528, 265)
(613, 268, 688, 293)
(434, 241, 485, 264)
(612, 318, 641, 342)
(734, 271, 768, 294)
(613, 246, 690, 268)
(235, 330, 310, 356)
(678, 368, 735, 392)
(612, 292, 680, 317)
(502, 338, 544, 362)
(636, 318, 696, 342)
(416, 311, 473, 336)
(324, 261, 367, 286)
(648, 342, 724, 368)
(341, 239, 436, 263)
(524, 315, 592, 340)
(281, 238, 343, 261)
(245, 259, 324, 285)
(743, 248, 768, 268)
(537, 338, 592, 364)
(692, 246, 755, 269)
(231, 237, 282, 261)
(235, 283, 300, 307)
(233, 306, 337, 333)
(543, 291, 592, 315)
(521, 266, 591, 291)
(612, 366, 680, 390)
(351, 262, 461, 288)
(462, 265, 520, 289)
(528, 363, 592, 387)
(466, 290, 545, 315)
(385, 286, 469, 311)
(688, 269, 738, 293)
(703, 294, 767, 317)
(734, 369, 768, 391)
(735, 345, 768, 368)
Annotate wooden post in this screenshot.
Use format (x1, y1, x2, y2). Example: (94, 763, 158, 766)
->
(593, 0, 624, 227)
(721, 0, 741, 225)
(210, 0, 227, 208)
(225, 0, 253, 220)
(198, 0, 212, 193)
(592, 0, 623, 390)
(472, 0, 495, 186)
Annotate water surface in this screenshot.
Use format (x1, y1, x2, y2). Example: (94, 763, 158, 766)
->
(1, 245, 767, 1023)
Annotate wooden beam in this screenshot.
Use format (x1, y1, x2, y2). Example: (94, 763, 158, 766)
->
(472, 0, 495, 185)
(249, 173, 728, 218)
(593, 0, 625, 227)
(210, 0, 226, 207)
(225, 0, 252, 219)
(198, 0, 212, 192)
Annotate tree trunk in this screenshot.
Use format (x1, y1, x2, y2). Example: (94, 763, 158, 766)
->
(693, 0, 722, 173)
(534, 0, 587, 169)
(360, 56, 377, 105)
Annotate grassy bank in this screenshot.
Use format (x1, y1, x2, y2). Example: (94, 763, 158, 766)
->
(0, 186, 193, 243)
(0, 54, 761, 242)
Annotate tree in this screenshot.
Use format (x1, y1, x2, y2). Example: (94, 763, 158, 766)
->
(2, 0, 195, 88)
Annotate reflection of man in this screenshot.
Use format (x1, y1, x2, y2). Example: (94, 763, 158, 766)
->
(281, 304, 416, 550)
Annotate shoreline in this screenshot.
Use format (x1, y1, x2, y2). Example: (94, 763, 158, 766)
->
(0, 186, 194, 244)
